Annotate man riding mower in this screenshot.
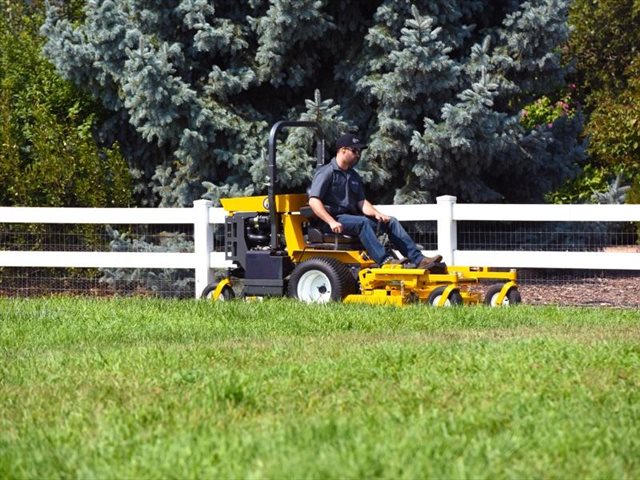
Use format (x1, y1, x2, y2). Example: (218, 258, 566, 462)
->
(203, 121, 521, 307)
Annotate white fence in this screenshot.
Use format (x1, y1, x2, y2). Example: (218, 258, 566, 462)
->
(1, 196, 639, 298)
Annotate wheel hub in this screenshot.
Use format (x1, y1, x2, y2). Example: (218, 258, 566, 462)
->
(297, 270, 332, 303)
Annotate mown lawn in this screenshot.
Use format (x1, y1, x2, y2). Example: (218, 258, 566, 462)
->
(1, 297, 639, 479)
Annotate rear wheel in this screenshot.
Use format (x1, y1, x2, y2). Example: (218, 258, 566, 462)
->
(288, 257, 357, 303)
(484, 284, 521, 306)
(427, 286, 463, 306)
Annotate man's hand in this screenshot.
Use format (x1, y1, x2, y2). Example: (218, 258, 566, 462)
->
(361, 199, 390, 223)
(309, 197, 343, 233)
(374, 212, 391, 223)
(328, 220, 343, 233)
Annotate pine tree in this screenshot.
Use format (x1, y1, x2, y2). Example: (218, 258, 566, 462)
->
(41, 0, 583, 206)
(362, 0, 585, 203)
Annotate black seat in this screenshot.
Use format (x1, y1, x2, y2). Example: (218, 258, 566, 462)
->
(299, 205, 364, 250)
(307, 227, 361, 244)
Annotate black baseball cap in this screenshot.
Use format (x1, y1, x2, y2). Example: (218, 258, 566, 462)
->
(336, 133, 367, 151)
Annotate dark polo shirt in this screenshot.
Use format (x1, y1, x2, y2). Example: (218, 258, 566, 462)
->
(308, 157, 366, 215)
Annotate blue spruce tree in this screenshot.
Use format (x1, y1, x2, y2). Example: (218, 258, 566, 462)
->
(362, 0, 585, 202)
(41, 0, 584, 206)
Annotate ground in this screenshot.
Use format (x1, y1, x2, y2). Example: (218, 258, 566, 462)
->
(521, 276, 640, 307)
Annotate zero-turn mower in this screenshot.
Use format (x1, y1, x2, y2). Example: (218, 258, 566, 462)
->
(202, 121, 521, 307)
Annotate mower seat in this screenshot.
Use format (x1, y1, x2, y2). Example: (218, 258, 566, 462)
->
(299, 206, 364, 250)
(307, 227, 361, 244)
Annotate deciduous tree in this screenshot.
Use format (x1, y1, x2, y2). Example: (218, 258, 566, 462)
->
(0, 0, 131, 208)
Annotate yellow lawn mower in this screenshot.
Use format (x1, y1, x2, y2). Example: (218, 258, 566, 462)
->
(202, 121, 521, 307)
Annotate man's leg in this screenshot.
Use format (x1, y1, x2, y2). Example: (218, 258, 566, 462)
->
(335, 214, 388, 264)
(382, 217, 442, 266)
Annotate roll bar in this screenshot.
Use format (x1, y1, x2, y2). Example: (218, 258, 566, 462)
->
(267, 120, 325, 251)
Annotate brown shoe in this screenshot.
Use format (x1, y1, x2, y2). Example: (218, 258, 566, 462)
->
(418, 255, 443, 270)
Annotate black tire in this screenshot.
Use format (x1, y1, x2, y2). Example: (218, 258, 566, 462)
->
(449, 289, 464, 305)
(288, 257, 357, 303)
(201, 283, 235, 301)
(218, 285, 235, 301)
(484, 284, 521, 306)
(427, 286, 463, 306)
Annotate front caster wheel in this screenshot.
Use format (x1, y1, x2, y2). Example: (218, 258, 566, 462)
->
(427, 286, 463, 306)
(201, 282, 235, 301)
(484, 284, 521, 306)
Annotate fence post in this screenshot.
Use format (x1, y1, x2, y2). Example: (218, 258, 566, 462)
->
(193, 199, 214, 298)
(436, 195, 457, 265)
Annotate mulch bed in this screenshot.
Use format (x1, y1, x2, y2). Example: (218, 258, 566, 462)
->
(520, 277, 640, 307)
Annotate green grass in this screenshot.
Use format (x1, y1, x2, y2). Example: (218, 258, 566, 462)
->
(1, 298, 639, 479)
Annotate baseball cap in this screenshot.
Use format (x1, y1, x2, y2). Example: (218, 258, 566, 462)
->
(336, 133, 367, 151)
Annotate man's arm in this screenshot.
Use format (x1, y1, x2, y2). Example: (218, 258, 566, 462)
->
(309, 197, 344, 233)
(359, 199, 391, 223)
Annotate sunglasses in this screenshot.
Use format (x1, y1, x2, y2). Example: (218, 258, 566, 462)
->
(345, 147, 361, 155)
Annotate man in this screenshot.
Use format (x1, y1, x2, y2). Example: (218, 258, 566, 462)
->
(308, 132, 443, 269)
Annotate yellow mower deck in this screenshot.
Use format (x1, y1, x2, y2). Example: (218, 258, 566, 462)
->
(344, 264, 459, 305)
(339, 264, 515, 306)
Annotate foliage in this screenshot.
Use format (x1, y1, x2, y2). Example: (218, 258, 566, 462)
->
(548, 163, 613, 204)
(41, 0, 583, 206)
(0, 0, 131, 208)
(628, 177, 640, 205)
(520, 87, 577, 131)
(568, 0, 640, 100)
(586, 57, 640, 176)
(627, 176, 640, 239)
(1, 298, 639, 478)
(0, 0, 135, 294)
(590, 174, 631, 205)
(563, 0, 640, 203)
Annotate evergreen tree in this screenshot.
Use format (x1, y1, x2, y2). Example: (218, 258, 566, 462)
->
(41, 0, 583, 206)
(364, 1, 584, 202)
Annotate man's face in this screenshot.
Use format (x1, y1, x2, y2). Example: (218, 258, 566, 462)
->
(341, 147, 361, 168)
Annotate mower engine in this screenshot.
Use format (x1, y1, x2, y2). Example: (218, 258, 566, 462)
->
(224, 210, 293, 297)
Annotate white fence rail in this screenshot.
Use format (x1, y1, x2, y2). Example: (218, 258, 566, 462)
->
(1, 196, 639, 298)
